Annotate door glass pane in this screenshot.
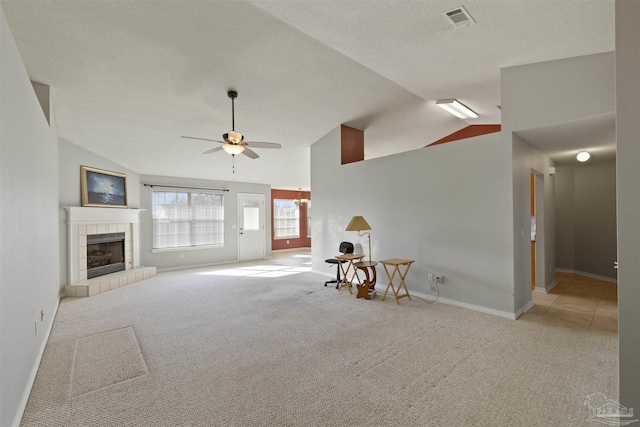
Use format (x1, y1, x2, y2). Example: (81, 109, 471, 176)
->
(243, 203, 260, 230)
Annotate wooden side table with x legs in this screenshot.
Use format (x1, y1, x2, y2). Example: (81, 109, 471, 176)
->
(335, 253, 365, 294)
(380, 258, 414, 304)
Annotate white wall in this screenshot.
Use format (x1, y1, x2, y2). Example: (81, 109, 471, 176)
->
(311, 127, 515, 315)
(502, 52, 616, 132)
(139, 175, 271, 271)
(58, 138, 141, 288)
(616, 0, 640, 414)
(0, 9, 60, 426)
(555, 161, 617, 279)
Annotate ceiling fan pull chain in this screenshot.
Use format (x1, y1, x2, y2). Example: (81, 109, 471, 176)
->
(232, 154, 235, 173)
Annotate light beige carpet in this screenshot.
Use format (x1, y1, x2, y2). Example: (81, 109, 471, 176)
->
(21, 253, 618, 426)
(69, 326, 148, 398)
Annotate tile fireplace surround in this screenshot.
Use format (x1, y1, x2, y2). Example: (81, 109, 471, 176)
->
(64, 207, 155, 298)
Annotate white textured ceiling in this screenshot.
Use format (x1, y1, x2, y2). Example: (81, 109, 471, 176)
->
(0, 1, 615, 189)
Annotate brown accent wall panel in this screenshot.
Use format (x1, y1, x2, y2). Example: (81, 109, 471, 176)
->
(341, 124, 364, 164)
(427, 124, 501, 147)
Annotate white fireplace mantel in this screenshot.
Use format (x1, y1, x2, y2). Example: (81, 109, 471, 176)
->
(65, 206, 144, 224)
(65, 207, 145, 285)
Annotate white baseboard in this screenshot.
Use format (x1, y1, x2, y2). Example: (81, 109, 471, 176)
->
(272, 247, 311, 253)
(514, 300, 535, 319)
(556, 268, 617, 284)
(410, 291, 518, 320)
(13, 297, 60, 427)
(156, 259, 239, 273)
(534, 279, 557, 294)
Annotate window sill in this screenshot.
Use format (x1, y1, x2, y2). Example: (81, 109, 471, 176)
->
(274, 236, 300, 240)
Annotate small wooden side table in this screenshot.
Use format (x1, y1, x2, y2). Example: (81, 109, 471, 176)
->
(354, 261, 378, 299)
(335, 253, 365, 294)
(380, 258, 414, 304)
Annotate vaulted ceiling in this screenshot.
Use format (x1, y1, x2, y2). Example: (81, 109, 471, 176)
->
(0, 1, 615, 189)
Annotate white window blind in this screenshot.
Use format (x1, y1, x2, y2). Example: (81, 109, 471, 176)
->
(273, 199, 299, 239)
(152, 191, 224, 249)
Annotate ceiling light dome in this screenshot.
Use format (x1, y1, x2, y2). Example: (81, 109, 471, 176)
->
(577, 151, 591, 162)
(222, 143, 245, 155)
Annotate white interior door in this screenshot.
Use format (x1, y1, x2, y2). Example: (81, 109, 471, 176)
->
(238, 193, 265, 261)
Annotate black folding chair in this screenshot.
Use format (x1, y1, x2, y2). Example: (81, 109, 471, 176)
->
(324, 242, 354, 289)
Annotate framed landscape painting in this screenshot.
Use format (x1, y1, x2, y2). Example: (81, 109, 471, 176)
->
(81, 166, 128, 208)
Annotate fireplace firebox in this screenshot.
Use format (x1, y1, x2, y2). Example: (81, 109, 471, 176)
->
(87, 233, 125, 279)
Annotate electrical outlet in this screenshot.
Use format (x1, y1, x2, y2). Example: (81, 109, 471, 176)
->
(428, 273, 434, 281)
(286, 240, 290, 244)
(436, 275, 445, 284)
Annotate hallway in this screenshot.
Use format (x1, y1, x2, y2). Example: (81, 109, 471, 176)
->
(527, 272, 618, 332)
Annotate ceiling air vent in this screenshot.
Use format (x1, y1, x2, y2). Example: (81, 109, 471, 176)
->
(443, 6, 475, 28)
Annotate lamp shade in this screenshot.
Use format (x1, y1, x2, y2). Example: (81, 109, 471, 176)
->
(222, 143, 245, 155)
(345, 216, 371, 231)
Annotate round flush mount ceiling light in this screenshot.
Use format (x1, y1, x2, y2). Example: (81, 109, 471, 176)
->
(577, 151, 591, 162)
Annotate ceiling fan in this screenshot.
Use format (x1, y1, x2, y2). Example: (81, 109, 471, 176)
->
(182, 90, 282, 165)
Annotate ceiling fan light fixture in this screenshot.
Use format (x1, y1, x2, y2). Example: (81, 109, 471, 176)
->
(577, 151, 591, 162)
(436, 99, 478, 119)
(227, 130, 243, 144)
(222, 143, 245, 155)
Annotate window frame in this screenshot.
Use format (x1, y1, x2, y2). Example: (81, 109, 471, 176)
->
(273, 198, 300, 239)
(151, 190, 225, 251)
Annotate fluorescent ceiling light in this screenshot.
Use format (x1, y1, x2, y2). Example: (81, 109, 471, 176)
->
(577, 151, 591, 162)
(436, 99, 478, 119)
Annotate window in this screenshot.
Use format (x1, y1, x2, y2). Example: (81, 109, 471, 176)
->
(152, 191, 224, 249)
(273, 199, 299, 239)
(306, 200, 311, 238)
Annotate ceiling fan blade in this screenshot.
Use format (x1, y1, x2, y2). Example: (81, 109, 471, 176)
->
(182, 136, 225, 144)
(244, 141, 282, 149)
(241, 147, 260, 159)
(202, 146, 224, 155)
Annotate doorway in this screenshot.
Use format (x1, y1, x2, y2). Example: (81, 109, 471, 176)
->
(237, 193, 265, 261)
(531, 170, 545, 292)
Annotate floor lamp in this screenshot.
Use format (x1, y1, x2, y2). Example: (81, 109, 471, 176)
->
(345, 216, 372, 261)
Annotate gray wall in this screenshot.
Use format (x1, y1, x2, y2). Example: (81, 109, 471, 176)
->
(0, 10, 60, 426)
(554, 166, 576, 270)
(58, 138, 141, 288)
(555, 161, 617, 279)
(311, 126, 515, 315)
(139, 175, 271, 271)
(616, 0, 640, 414)
(511, 134, 556, 299)
(502, 52, 614, 311)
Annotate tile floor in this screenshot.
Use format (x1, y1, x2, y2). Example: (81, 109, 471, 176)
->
(527, 272, 618, 332)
